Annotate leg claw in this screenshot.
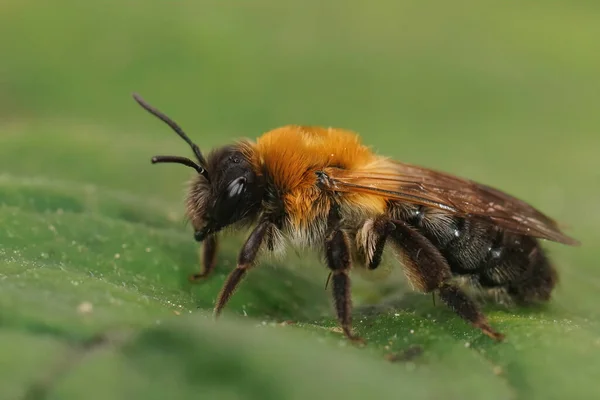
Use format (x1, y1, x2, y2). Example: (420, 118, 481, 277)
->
(343, 328, 367, 346)
(188, 273, 209, 282)
(348, 335, 367, 346)
(477, 323, 505, 342)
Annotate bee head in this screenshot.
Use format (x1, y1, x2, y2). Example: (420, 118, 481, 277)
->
(187, 145, 264, 241)
(132, 93, 264, 242)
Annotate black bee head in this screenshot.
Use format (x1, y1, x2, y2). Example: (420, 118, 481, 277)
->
(189, 145, 264, 242)
(132, 93, 264, 242)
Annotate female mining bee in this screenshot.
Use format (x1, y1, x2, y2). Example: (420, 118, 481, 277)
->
(132, 93, 579, 343)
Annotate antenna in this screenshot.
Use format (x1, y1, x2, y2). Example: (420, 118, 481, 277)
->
(132, 93, 210, 182)
(151, 155, 206, 175)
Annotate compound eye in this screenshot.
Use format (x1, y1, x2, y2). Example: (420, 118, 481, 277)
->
(213, 177, 247, 222)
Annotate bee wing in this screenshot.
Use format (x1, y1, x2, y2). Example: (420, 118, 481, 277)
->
(325, 160, 580, 246)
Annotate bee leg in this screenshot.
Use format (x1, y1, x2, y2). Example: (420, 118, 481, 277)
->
(360, 216, 396, 270)
(325, 229, 366, 345)
(437, 283, 505, 341)
(213, 222, 272, 317)
(390, 220, 505, 342)
(189, 235, 219, 281)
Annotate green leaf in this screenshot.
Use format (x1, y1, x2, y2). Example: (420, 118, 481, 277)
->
(0, 178, 518, 400)
(1, 1, 599, 399)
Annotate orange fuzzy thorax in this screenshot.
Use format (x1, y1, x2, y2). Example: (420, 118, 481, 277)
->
(250, 125, 388, 227)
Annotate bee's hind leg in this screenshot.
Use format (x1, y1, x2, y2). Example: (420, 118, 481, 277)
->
(189, 235, 219, 281)
(389, 219, 505, 342)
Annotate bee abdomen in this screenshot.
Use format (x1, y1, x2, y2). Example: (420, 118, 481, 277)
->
(400, 205, 494, 272)
(397, 205, 557, 305)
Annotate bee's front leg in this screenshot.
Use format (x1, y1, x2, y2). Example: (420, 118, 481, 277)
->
(213, 222, 272, 317)
(189, 235, 219, 282)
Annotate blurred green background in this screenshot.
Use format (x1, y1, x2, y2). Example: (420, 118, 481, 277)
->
(1, 1, 599, 399)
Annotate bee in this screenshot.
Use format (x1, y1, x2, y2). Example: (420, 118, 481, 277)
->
(132, 93, 579, 343)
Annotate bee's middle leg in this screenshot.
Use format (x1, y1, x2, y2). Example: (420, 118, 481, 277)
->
(325, 228, 366, 344)
(189, 235, 219, 281)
